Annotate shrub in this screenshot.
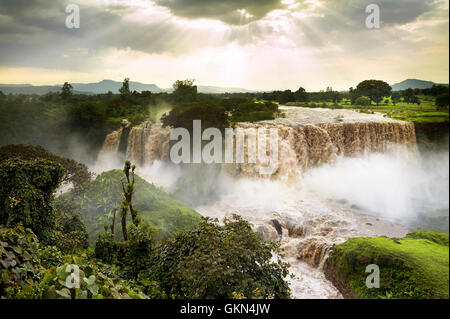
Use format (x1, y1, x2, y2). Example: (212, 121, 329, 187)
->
(122, 220, 156, 277)
(0, 144, 91, 191)
(95, 231, 116, 263)
(436, 93, 449, 109)
(53, 230, 88, 254)
(0, 224, 43, 299)
(151, 215, 291, 299)
(0, 158, 65, 243)
(355, 96, 372, 107)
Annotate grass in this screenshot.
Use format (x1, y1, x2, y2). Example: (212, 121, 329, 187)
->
(285, 95, 449, 124)
(327, 230, 449, 299)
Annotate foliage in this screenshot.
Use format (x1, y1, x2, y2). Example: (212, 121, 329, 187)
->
(355, 80, 392, 105)
(0, 144, 91, 191)
(161, 101, 228, 131)
(435, 93, 449, 109)
(327, 230, 449, 299)
(121, 220, 156, 277)
(57, 169, 201, 245)
(0, 158, 64, 243)
(61, 82, 73, 100)
(95, 230, 116, 264)
(0, 224, 147, 299)
(52, 230, 88, 255)
(172, 79, 197, 103)
(119, 78, 131, 98)
(119, 161, 137, 240)
(40, 256, 148, 299)
(151, 215, 291, 299)
(0, 224, 43, 298)
(354, 96, 371, 106)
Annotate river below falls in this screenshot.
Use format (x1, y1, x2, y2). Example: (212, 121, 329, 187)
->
(194, 175, 408, 299)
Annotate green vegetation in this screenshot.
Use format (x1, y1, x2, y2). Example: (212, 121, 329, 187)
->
(0, 144, 91, 191)
(287, 95, 449, 123)
(326, 230, 449, 299)
(1, 157, 291, 299)
(161, 79, 279, 131)
(0, 224, 148, 299)
(151, 215, 290, 299)
(57, 169, 202, 245)
(0, 79, 279, 162)
(0, 158, 64, 243)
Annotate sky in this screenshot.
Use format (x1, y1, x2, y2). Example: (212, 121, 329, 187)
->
(0, 0, 448, 91)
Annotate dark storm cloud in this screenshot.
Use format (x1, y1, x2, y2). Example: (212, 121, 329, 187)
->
(0, 0, 218, 69)
(0, 0, 444, 71)
(323, 0, 438, 27)
(155, 0, 287, 24)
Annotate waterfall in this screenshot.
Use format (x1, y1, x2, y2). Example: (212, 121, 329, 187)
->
(96, 108, 417, 180)
(95, 107, 419, 298)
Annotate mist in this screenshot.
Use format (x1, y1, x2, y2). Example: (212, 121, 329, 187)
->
(302, 147, 449, 226)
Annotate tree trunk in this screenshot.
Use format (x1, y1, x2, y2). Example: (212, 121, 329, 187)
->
(121, 211, 128, 241)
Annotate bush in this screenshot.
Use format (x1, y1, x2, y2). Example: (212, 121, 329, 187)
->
(0, 224, 43, 298)
(51, 211, 89, 254)
(355, 96, 372, 107)
(0, 158, 65, 243)
(151, 215, 291, 299)
(436, 93, 449, 109)
(95, 231, 116, 263)
(0, 144, 91, 191)
(122, 220, 156, 277)
(53, 230, 88, 254)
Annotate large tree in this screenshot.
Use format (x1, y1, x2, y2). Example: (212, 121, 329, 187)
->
(119, 78, 131, 98)
(61, 82, 73, 100)
(172, 79, 197, 103)
(355, 80, 392, 106)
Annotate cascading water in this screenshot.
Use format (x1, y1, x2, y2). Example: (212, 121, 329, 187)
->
(95, 106, 433, 298)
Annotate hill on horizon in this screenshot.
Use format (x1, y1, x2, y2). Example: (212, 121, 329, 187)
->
(391, 79, 449, 91)
(0, 80, 255, 95)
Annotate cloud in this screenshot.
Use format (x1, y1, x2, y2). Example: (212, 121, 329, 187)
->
(0, 0, 447, 89)
(154, 0, 289, 24)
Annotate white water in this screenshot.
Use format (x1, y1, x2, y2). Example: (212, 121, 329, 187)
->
(93, 107, 448, 298)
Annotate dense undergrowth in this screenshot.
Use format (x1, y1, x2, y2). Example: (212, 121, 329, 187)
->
(0, 149, 291, 299)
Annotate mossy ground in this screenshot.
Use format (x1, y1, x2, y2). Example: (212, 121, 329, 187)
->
(57, 170, 202, 245)
(328, 230, 449, 299)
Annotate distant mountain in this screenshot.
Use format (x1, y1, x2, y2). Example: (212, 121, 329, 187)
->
(0, 80, 254, 95)
(71, 80, 162, 94)
(391, 79, 449, 91)
(0, 85, 87, 95)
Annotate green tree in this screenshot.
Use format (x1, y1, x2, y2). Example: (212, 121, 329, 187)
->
(172, 79, 197, 103)
(0, 159, 65, 243)
(436, 93, 449, 109)
(119, 161, 137, 240)
(151, 215, 291, 299)
(61, 82, 73, 100)
(119, 78, 131, 98)
(0, 144, 91, 192)
(294, 87, 307, 102)
(355, 80, 392, 106)
(355, 96, 372, 107)
(391, 92, 401, 105)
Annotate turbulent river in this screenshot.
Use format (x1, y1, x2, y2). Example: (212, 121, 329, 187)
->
(94, 106, 449, 299)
